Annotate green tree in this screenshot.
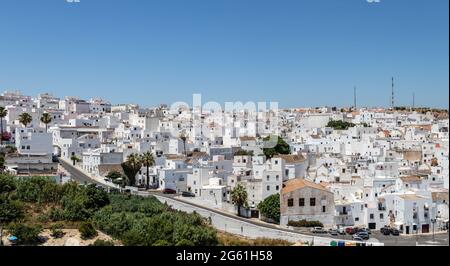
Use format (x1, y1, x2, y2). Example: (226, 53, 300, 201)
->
(0, 197, 24, 223)
(0, 107, 7, 145)
(257, 193, 280, 223)
(262, 135, 291, 159)
(40, 113, 52, 132)
(121, 153, 142, 186)
(0, 174, 16, 194)
(140, 152, 155, 189)
(326, 120, 355, 130)
(18, 113, 33, 128)
(84, 184, 110, 211)
(106, 170, 126, 186)
(230, 183, 248, 217)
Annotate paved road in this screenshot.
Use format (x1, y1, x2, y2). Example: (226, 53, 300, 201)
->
(58, 159, 105, 187)
(59, 160, 448, 246)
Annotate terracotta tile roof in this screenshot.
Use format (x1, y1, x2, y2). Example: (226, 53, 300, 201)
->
(282, 178, 331, 194)
(239, 136, 256, 141)
(398, 194, 424, 200)
(165, 154, 186, 160)
(432, 191, 449, 202)
(399, 175, 422, 182)
(275, 154, 306, 163)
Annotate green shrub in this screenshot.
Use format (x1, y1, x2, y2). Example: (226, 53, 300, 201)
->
(8, 223, 43, 246)
(50, 223, 65, 239)
(287, 220, 323, 228)
(89, 239, 115, 246)
(0, 174, 17, 194)
(48, 207, 65, 222)
(0, 196, 24, 223)
(79, 222, 98, 240)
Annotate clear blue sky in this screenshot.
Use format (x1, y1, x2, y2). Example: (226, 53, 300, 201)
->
(0, 0, 448, 108)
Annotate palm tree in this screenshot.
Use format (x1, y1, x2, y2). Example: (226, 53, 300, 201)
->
(121, 153, 142, 187)
(40, 113, 52, 132)
(18, 113, 32, 128)
(0, 107, 7, 145)
(140, 151, 155, 189)
(179, 131, 188, 156)
(231, 183, 248, 217)
(70, 155, 80, 166)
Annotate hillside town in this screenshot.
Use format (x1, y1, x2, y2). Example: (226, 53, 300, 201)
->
(1, 89, 448, 242)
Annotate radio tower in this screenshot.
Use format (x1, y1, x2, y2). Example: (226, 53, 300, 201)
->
(391, 77, 395, 110)
(353, 86, 357, 111)
(412, 92, 415, 109)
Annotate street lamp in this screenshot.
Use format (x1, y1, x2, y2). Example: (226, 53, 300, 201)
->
(431, 218, 436, 243)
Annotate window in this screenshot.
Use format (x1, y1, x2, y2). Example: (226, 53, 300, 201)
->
(299, 198, 305, 206)
(370, 214, 374, 219)
(276, 185, 279, 191)
(322, 206, 326, 213)
(287, 198, 294, 207)
(355, 217, 359, 222)
(310, 198, 316, 206)
(380, 213, 384, 219)
(266, 175, 270, 181)
(275, 160, 278, 165)
(266, 185, 270, 191)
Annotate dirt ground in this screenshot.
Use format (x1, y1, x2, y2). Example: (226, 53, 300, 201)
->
(1, 229, 121, 246)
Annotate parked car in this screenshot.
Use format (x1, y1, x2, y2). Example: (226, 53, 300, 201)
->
(181, 191, 196, 197)
(329, 229, 339, 236)
(352, 235, 364, 242)
(357, 228, 371, 234)
(311, 227, 327, 234)
(337, 227, 346, 235)
(345, 227, 358, 235)
(163, 188, 177, 194)
(356, 232, 370, 240)
(390, 228, 400, 236)
(380, 226, 391, 235)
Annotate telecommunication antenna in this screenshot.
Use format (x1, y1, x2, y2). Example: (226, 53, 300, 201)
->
(353, 86, 357, 110)
(391, 77, 395, 109)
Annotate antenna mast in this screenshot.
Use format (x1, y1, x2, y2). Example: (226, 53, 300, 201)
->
(391, 77, 395, 110)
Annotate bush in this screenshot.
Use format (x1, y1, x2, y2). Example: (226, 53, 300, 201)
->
(287, 220, 323, 228)
(8, 223, 43, 246)
(15, 176, 60, 203)
(89, 239, 115, 246)
(0, 196, 24, 223)
(48, 207, 65, 222)
(79, 222, 98, 240)
(50, 223, 65, 239)
(0, 174, 16, 194)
